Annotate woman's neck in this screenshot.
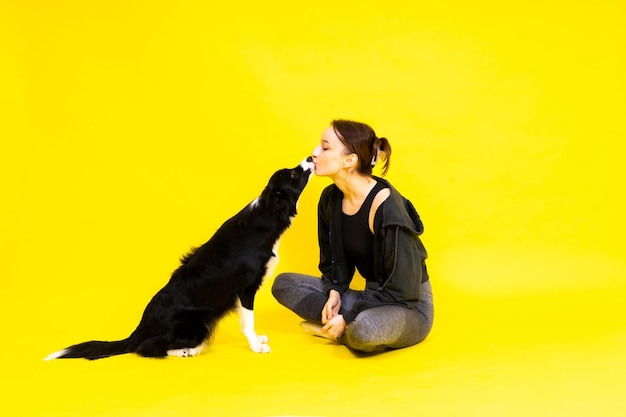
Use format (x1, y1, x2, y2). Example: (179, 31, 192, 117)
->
(335, 173, 376, 213)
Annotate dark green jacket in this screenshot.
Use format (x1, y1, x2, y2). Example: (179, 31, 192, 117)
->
(318, 177, 429, 323)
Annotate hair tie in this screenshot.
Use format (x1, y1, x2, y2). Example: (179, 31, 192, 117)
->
(371, 137, 381, 166)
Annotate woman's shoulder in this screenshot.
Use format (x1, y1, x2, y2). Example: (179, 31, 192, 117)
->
(372, 177, 401, 201)
(373, 177, 424, 234)
(320, 183, 340, 200)
(318, 183, 341, 217)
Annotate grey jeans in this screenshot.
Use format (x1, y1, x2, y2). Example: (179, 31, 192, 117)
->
(271, 273, 434, 353)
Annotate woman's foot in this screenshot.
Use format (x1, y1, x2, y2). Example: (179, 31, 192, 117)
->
(299, 321, 337, 341)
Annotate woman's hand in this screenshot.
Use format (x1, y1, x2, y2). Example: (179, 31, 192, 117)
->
(321, 290, 345, 339)
(322, 290, 341, 324)
(322, 314, 346, 339)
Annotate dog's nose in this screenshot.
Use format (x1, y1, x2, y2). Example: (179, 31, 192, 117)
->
(306, 156, 313, 163)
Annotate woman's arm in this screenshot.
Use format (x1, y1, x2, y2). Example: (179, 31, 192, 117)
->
(322, 289, 341, 324)
(318, 187, 353, 294)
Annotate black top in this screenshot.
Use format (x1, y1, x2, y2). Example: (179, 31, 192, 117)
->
(341, 180, 388, 281)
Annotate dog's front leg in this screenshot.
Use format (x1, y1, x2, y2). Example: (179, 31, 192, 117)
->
(238, 292, 270, 353)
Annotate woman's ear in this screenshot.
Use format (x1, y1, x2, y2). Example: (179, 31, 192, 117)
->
(344, 154, 357, 168)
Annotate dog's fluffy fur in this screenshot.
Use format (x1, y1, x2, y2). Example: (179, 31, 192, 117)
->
(45, 157, 314, 360)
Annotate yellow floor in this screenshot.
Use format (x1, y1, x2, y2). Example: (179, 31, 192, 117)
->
(2, 246, 625, 417)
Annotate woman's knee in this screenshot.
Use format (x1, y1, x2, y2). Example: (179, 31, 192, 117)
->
(342, 317, 387, 353)
(271, 272, 287, 289)
(341, 307, 423, 352)
(271, 273, 291, 301)
(271, 272, 322, 305)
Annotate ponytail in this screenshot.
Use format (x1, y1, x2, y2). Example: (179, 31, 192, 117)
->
(373, 136, 392, 176)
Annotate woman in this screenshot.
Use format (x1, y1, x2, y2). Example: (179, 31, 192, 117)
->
(272, 119, 433, 353)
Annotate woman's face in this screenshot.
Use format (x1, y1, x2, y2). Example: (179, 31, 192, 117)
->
(311, 126, 350, 178)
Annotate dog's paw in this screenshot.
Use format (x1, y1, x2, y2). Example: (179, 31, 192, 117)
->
(247, 334, 271, 353)
(167, 348, 190, 358)
(250, 342, 271, 354)
(167, 342, 206, 358)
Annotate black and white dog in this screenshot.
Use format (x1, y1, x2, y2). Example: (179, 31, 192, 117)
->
(45, 157, 314, 360)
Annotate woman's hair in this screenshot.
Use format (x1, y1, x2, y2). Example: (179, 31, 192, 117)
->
(331, 119, 392, 176)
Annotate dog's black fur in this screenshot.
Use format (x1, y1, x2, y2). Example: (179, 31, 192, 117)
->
(46, 157, 314, 360)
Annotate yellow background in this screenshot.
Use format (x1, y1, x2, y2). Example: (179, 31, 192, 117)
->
(1, 1, 625, 416)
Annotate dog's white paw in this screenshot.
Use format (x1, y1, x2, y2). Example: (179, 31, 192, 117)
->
(257, 343, 271, 353)
(167, 348, 190, 357)
(247, 334, 271, 353)
(249, 342, 271, 353)
(167, 342, 206, 358)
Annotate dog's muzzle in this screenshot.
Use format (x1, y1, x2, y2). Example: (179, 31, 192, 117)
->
(301, 156, 315, 174)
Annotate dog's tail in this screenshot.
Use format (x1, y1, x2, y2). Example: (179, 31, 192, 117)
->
(44, 337, 135, 361)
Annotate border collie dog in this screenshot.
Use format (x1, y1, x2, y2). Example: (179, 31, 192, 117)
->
(46, 157, 314, 360)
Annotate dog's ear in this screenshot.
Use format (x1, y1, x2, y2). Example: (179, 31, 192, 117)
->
(263, 186, 296, 216)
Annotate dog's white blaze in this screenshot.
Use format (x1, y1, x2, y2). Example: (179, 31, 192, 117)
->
(44, 349, 68, 361)
(300, 158, 315, 174)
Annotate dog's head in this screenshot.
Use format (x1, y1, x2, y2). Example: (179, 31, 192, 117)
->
(260, 157, 315, 217)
